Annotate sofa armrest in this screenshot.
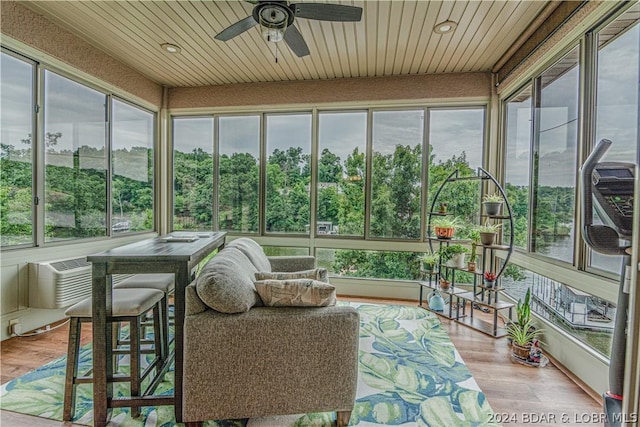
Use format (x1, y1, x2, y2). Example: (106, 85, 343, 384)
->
(183, 305, 359, 422)
(267, 255, 315, 272)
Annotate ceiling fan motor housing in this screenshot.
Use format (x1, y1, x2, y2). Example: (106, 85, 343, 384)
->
(253, 1, 295, 30)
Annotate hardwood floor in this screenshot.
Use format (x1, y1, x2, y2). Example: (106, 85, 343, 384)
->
(1, 297, 602, 426)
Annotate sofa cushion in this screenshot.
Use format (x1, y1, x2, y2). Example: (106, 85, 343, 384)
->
(255, 279, 336, 307)
(227, 238, 272, 272)
(255, 268, 327, 282)
(196, 247, 261, 313)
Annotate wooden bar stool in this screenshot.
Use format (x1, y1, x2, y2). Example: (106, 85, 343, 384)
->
(63, 288, 165, 421)
(114, 273, 175, 359)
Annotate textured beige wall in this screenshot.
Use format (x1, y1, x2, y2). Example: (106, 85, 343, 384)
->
(1, 2, 162, 107)
(169, 72, 491, 109)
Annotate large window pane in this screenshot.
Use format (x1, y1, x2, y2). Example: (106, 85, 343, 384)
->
(590, 8, 639, 273)
(370, 110, 423, 239)
(504, 87, 533, 249)
(0, 52, 34, 246)
(532, 47, 580, 263)
(428, 108, 484, 228)
(173, 117, 213, 230)
(44, 71, 107, 241)
(265, 113, 311, 234)
(503, 263, 614, 358)
(317, 111, 367, 236)
(317, 248, 423, 280)
(111, 99, 154, 234)
(218, 115, 260, 233)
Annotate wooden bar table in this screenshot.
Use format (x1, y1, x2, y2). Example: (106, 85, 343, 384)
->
(87, 232, 226, 426)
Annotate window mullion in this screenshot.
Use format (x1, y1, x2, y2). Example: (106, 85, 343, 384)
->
(35, 65, 45, 247)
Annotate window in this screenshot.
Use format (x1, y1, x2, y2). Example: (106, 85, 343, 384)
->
(265, 113, 311, 234)
(0, 53, 156, 247)
(317, 111, 367, 237)
(531, 47, 580, 263)
(504, 86, 533, 249)
(0, 51, 35, 247)
(44, 71, 108, 241)
(503, 264, 614, 357)
(370, 110, 423, 239)
(111, 99, 154, 234)
(428, 108, 484, 226)
(218, 115, 260, 233)
(316, 248, 423, 280)
(172, 117, 214, 231)
(590, 7, 639, 273)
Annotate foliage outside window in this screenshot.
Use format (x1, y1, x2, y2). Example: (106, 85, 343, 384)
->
(531, 47, 580, 263)
(317, 111, 367, 237)
(0, 52, 34, 246)
(504, 86, 532, 250)
(427, 109, 484, 229)
(44, 70, 108, 241)
(1, 53, 156, 246)
(503, 263, 613, 357)
(173, 117, 213, 231)
(317, 248, 424, 280)
(370, 110, 423, 239)
(111, 99, 154, 234)
(589, 9, 639, 274)
(265, 113, 311, 234)
(218, 115, 260, 233)
(263, 246, 309, 256)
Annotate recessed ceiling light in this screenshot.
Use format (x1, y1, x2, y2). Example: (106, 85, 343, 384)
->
(434, 20, 457, 34)
(161, 43, 182, 54)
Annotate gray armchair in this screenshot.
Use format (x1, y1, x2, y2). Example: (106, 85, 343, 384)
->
(182, 238, 359, 426)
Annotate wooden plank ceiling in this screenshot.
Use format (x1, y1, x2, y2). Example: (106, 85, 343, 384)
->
(22, 0, 549, 88)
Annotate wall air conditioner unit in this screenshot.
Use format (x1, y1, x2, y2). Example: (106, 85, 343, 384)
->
(29, 257, 131, 309)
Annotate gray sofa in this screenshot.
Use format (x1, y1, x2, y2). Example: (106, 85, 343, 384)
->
(182, 238, 360, 426)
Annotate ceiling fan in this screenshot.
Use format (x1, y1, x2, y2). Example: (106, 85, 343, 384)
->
(214, 1, 363, 57)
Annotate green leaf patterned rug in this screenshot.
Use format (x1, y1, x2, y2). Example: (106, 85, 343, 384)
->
(1, 303, 497, 426)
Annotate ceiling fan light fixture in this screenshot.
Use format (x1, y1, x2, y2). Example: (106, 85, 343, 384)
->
(161, 43, 181, 54)
(258, 4, 289, 43)
(434, 20, 457, 34)
(261, 26, 285, 43)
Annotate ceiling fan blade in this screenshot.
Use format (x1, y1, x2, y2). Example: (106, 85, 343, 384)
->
(215, 15, 258, 41)
(290, 3, 362, 22)
(284, 24, 310, 57)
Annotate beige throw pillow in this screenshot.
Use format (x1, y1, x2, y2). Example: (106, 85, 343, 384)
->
(255, 279, 336, 307)
(255, 268, 328, 282)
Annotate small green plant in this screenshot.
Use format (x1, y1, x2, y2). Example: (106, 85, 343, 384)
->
(507, 318, 543, 347)
(437, 244, 468, 263)
(483, 192, 504, 203)
(431, 216, 461, 228)
(517, 288, 532, 327)
(419, 252, 438, 271)
(468, 229, 480, 262)
(420, 252, 439, 264)
(476, 221, 501, 233)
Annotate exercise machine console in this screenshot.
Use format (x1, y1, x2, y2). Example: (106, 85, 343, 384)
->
(580, 139, 635, 427)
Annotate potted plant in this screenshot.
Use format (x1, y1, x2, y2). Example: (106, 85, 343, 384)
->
(467, 229, 480, 272)
(431, 216, 461, 240)
(439, 269, 451, 291)
(507, 318, 544, 360)
(483, 192, 504, 215)
(438, 244, 468, 269)
(419, 252, 438, 274)
(483, 271, 497, 288)
(476, 221, 501, 246)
